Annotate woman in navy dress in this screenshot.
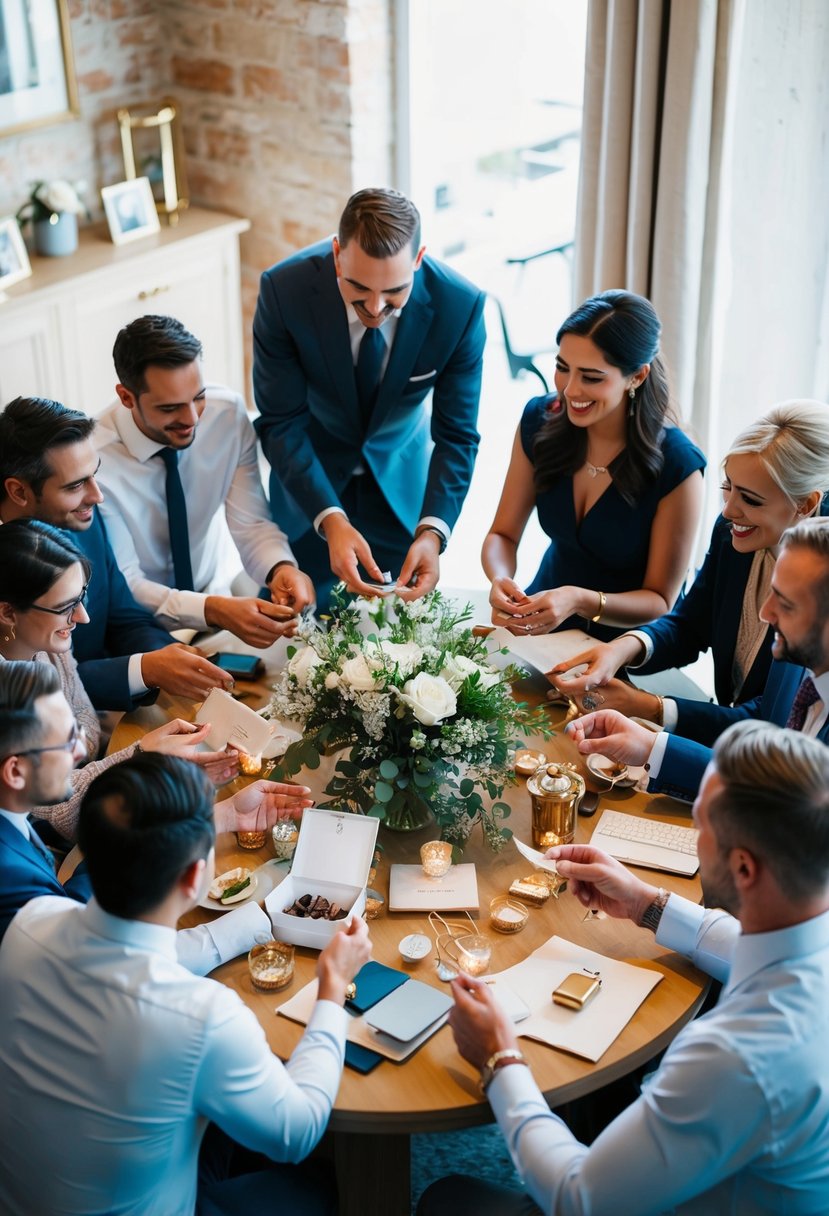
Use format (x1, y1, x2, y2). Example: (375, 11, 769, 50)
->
(483, 290, 705, 641)
(548, 400, 829, 726)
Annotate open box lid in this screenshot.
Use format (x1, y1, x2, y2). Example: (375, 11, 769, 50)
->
(292, 807, 379, 887)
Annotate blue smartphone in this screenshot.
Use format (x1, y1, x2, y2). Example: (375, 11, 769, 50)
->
(212, 653, 264, 680)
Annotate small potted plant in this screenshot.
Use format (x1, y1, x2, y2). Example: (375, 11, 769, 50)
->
(16, 179, 88, 257)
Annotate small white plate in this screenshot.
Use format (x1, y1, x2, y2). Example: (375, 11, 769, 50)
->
(399, 933, 431, 962)
(586, 754, 639, 788)
(198, 859, 290, 913)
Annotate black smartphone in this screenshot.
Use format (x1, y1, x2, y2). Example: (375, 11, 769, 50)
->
(212, 653, 264, 680)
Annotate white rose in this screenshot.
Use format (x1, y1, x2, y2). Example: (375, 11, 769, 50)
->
(441, 652, 500, 691)
(396, 673, 457, 726)
(368, 640, 423, 676)
(287, 645, 323, 687)
(35, 179, 84, 215)
(340, 653, 381, 691)
(324, 671, 340, 690)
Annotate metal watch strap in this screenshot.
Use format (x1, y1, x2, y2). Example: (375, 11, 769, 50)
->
(479, 1048, 527, 1094)
(639, 887, 669, 933)
(415, 524, 447, 554)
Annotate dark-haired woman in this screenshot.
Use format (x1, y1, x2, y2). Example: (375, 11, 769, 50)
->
(0, 520, 237, 841)
(482, 290, 705, 640)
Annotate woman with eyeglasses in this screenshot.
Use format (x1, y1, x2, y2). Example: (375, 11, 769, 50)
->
(0, 519, 236, 841)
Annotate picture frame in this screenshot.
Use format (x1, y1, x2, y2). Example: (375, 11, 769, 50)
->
(101, 178, 161, 247)
(0, 216, 32, 291)
(117, 99, 189, 226)
(0, 0, 80, 138)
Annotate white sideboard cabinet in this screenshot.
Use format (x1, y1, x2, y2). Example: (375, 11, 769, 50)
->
(0, 207, 250, 416)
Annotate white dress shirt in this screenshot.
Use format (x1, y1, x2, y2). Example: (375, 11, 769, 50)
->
(486, 896, 829, 1214)
(94, 387, 295, 630)
(0, 897, 347, 1216)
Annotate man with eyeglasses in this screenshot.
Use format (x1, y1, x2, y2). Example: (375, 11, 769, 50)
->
(0, 660, 313, 970)
(0, 395, 234, 711)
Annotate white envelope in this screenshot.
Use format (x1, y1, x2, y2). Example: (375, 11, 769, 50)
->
(195, 687, 279, 755)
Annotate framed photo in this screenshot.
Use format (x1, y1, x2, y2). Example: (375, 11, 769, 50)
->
(0, 217, 32, 291)
(0, 0, 79, 138)
(101, 178, 161, 246)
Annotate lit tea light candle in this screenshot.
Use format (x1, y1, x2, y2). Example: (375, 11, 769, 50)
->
(489, 897, 529, 934)
(454, 933, 492, 977)
(514, 748, 547, 778)
(237, 830, 267, 850)
(271, 821, 299, 860)
(420, 840, 453, 879)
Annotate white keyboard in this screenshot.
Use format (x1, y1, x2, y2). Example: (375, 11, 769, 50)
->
(590, 809, 699, 876)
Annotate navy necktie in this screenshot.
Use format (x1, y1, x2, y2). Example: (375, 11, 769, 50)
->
(785, 675, 821, 731)
(156, 447, 194, 592)
(355, 325, 385, 431)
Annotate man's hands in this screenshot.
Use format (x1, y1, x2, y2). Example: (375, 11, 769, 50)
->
(268, 564, 315, 614)
(215, 778, 314, 834)
(448, 974, 519, 1072)
(395, 530, 441, 601)
(137, 719, 239, 784)
(316, 915, 372, 1005)
(566, 709, 658, 767)
(141, 643, 233, 700)
(204, 595, 299, 648)
(548, 843, 660, 925)
(321, 514, 388, 597)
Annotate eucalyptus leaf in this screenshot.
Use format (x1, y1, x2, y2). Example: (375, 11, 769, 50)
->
(373, 780, 394, 803)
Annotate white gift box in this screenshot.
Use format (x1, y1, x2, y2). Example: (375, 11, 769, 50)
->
(265, 808, 379, 949)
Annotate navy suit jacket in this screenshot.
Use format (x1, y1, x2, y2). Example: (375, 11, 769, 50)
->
(69, 509, 171, 712)
(0, 816, 92, 945)
(252, 241, 485, 540)
(649, 661, 828, 802)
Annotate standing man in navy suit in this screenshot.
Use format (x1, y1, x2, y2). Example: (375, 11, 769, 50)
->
(253, 188, 486, 605)
(0, 396, 231, 710)
(567, 518, 829, 801)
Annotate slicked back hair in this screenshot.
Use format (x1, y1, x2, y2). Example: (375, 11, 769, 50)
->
(338, 188, 421, 258)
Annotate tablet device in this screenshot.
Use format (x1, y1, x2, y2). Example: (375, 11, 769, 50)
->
(365, 980, 453, 1043)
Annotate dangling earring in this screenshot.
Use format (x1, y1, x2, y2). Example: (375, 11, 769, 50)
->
(628, 385, 636, 417)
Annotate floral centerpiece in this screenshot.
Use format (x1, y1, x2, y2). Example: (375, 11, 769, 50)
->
(265, 591, 553, 854)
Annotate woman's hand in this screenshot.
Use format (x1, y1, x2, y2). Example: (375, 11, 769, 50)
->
(215, 779, 314, 834)
(491, 585, 586, 635)
(573, 678, 660, 721)
(138, 720, 240, 784)
(547, 635, 642, 693)
(489, 576, 532, 621)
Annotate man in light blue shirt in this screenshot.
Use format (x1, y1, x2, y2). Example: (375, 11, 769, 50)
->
(418, 720, 829, 1215)
(0, 751, 371, 1216)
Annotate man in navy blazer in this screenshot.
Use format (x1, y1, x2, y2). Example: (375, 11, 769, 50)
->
(0, 396, 231, 711)
(253, 188, 485, 606)
(567, 518, 829, 802)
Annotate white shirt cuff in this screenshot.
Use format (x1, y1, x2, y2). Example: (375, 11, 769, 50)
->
(643, 729, 669, 782)
(206, 901, 272, 965)
(128, 653, 151, 696)
(622, 630, 653, 666)
(417, 515, 450, 542)
(314, 506, 346, 537)
(662, 697, 679, 731)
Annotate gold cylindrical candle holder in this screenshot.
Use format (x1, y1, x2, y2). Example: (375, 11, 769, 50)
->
(489, 897, 529, 934)
(248, 940, 295, 991)
(237, 830, 267, 850)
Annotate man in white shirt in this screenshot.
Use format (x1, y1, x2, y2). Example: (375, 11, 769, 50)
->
(419, 720, 829, 1215)
(566, 517, 829, 802)
(0, 747, 371, 1216)
(0, 658, 313, 974)
(94, 314, 315, 644)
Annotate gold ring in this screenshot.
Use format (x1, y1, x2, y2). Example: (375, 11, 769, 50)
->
(345, 981, 357, 1001)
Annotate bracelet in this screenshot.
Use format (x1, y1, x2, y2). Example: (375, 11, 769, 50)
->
(132, 741, 143, 756)
(591, 591, 607, 623)
(652, 694, 665, 727)
(479, 1048, 527, 1094)
(639, 887, 669, 932)
(415, 525, 448, 555)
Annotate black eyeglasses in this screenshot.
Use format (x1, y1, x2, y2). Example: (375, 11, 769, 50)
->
(28, 583, 90, 625)
(2, 721, 86, 765)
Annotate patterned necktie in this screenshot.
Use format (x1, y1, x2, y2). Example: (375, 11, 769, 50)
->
(785, 675, 821, 731)
(27, 818, 56, 874)
(156, 447, 194, 592)
(355, 325, 386, 431)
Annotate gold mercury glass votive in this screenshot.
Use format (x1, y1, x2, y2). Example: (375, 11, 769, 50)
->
(271, 821, 299, 860)
(489, 897, 529, 934)
(248, 940, 295, 991)
(364, 888, 385, 919)
(237, 830, 268, 850)
(514, 748, 547, 778)
(420, 840, 453, 878)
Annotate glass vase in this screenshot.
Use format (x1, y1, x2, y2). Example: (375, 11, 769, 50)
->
(382, 789, 433, 833)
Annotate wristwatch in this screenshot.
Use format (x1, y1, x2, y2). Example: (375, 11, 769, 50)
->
(414, 524, 448, 555)
(479, 1048, 527, 1094)
(639, 887, 669, 933)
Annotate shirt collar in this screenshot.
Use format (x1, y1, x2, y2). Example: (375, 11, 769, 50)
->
(811, 668, 829, 703)
(82, 897, 178, 961)
(110, 402, 170, 464)
(725, 904, 829, 992)
(0, 808, 28, 837)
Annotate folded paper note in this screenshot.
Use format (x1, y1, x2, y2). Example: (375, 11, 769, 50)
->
(389, 863, 479, 912)
(195, 687, 279, 755)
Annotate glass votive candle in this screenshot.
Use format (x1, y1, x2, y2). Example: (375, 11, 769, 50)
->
(489, 897, 529, 935)
(514, 748, 547, 778)
(364, 888, 385, 919)
(271, 821, 299, 861)
(237, 830, 268, 850)
(238, 750, 263, 777)
(420, 840, 453, 879)
(452, 933, 492, 977)
(248, 940, 295, 991)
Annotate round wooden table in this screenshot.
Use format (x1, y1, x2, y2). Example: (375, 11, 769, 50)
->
(110, 673, 707, 1215)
